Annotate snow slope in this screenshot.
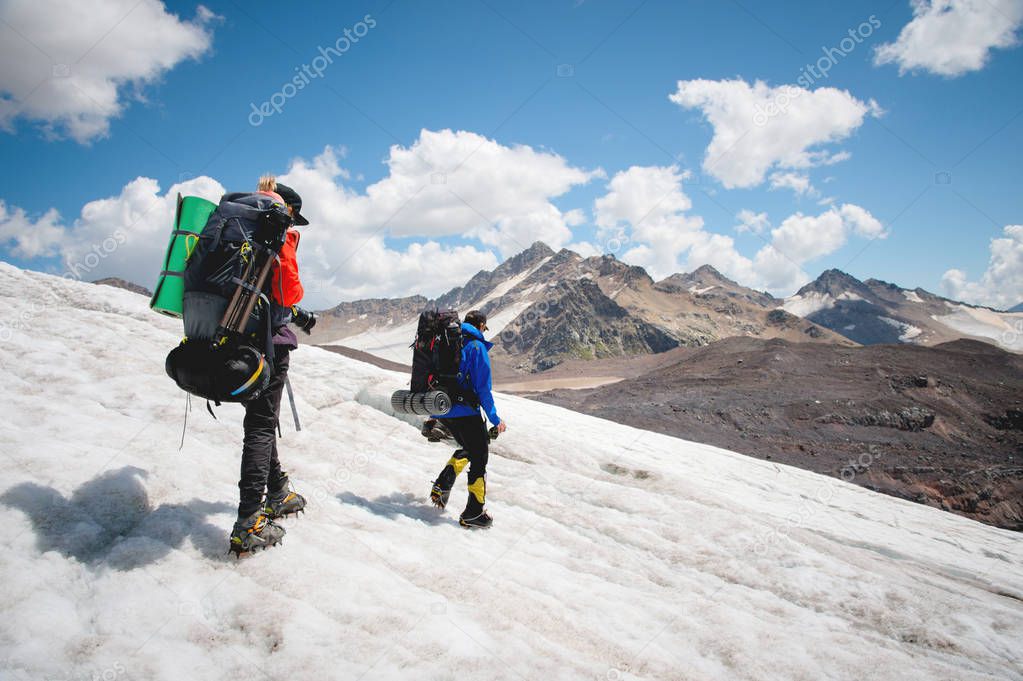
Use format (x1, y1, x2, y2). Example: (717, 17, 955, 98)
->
(935, 304, 1023, 353)
(1, 262, 1022, 681)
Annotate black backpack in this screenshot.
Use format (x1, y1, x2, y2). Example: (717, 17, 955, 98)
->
(411, 310, 479, 409)
(165, 192, 292, 404)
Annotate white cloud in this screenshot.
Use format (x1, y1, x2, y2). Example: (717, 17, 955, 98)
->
(566, 240, 601, 258)
(0, 202, 64, 258)
(593, 164, 886, 294)
(281, 130, 601, 260)
(668, 78, 880, 189)
(65, 176, 224, 283)
(563, 208, 587, 226)
(941, 225, 1023, 309)
(1, 173, 499, 307)
(302, 238, 500, 305)
(3, 129, 602, 306)
(595, 165, 705, 278)
(0, 0, 217, 143)
(735, 209, 769, 234)
(755, 204, 887, 291)
(769, 171, 817, 197)
(770, 209, 850, 263)
(875, 0, 1023, 77)
(839, 203, 887, 239)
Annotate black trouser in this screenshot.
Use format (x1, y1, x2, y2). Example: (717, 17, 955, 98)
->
(435, 414, 489, 517)
(238, 347, 290, 518)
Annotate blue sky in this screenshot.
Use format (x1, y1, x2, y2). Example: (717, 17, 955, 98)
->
(0, 0, 1021, 308)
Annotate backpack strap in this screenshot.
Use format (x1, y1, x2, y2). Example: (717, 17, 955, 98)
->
(206, 216, 228, 254)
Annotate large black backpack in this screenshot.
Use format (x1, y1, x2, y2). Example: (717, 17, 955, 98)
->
(390, 310, 480, 416)
(165, 192, 292, 404)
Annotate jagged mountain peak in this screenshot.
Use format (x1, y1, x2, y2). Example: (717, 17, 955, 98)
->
(797, 269, 874, 299)
(579, 253, 653, 285)
(664, 264, 740, 289)
(500, 241, 555, 273)
(690, 263, 729, 280)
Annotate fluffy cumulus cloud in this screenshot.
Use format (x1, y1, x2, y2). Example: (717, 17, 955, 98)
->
(769, 171, 817, 197)
(276, 129, 600, 304)
(941, 225, 1023, 309)
(594, 165, 706, 277)
(735, 209, 770, 235)
(753, 204, 887, 291)
(1, 129, 602, 306)
(0, 175, 225, 288)
(668, 78, 881, 189)
(593, 164, 885, 294)
(875, 0, 1023, 77)
(282, 129, 600, 259)
(0, 202, 64, 258)
(0, 0, 217, 143)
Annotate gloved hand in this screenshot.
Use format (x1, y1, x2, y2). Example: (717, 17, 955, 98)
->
(291, 306, 317, 334)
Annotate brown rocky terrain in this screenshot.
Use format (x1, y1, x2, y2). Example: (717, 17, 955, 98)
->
(535, 337, 1023, 531)
(93, 277, 151, 297)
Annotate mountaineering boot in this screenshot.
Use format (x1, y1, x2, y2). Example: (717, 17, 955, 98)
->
(421, 419, 453, 442)
(265, 473, 307, 519)
(430, 451, 468, 509)
(430, 482, 451, 509)
(229, 511, 285, 556)
(459, 509, 493, 529)
(459, 475, 491, 528)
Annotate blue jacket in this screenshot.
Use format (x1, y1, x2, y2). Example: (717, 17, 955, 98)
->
(434, 322, 501, 425)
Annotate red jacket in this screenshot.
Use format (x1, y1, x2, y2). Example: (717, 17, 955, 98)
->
(272, 229, 304, 306)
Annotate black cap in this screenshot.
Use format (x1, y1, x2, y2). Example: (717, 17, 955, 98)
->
(274, 183, 309, 226)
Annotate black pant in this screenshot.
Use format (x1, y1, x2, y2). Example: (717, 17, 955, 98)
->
(238, 348, 290, 518)
(435, 415, 489, 516)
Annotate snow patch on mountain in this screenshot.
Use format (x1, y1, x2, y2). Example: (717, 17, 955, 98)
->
(880, 316, 922, 341)
(935, 305, 1023, 352)
(903, 290, 924, 304)
(475, 255, 553, 309)
(781, 292, 834, 317)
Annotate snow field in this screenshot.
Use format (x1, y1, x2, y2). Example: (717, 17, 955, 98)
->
(1, 263, 1021, 681)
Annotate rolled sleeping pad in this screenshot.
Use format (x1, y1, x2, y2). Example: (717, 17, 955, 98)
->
(150, 194, 218, 318)
(390, 390, 452, 416)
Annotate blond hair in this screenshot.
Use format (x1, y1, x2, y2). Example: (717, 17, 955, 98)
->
(257, 175, 277, 193)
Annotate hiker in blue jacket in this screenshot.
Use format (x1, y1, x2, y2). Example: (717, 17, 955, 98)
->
(430, 310, 506, 528)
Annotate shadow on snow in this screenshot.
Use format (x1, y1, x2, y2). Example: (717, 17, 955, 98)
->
(2, 466, 233, 569)
(337, 491, 456, 526)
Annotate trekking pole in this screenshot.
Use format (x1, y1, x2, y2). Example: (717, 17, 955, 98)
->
(217, 209, 291, 338)
(217, 248, 278, 337)
(285, 376, 301, 431)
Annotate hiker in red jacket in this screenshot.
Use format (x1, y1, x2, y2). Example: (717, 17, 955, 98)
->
(230, 176, 317, 554)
